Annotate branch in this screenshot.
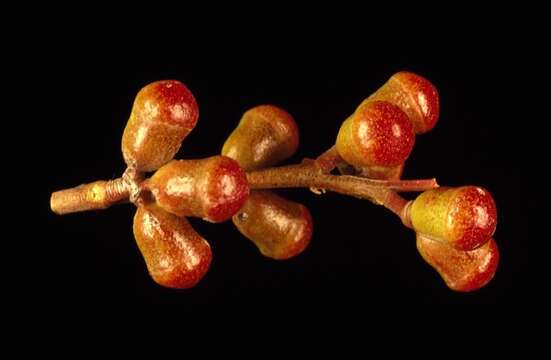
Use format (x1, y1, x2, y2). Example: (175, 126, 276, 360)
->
(50, 167, 143, 215)
(50, 153, 437, 220)
(246, 163, 434, 222)
(50, 179, 128, 215)
(246, 164, 437, 194)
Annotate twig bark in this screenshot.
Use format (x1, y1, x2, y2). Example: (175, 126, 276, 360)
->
(50, 148, 436, 222)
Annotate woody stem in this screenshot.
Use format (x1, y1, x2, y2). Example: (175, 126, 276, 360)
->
(246, 163, 435, 215)
(50, 149, 435, 221)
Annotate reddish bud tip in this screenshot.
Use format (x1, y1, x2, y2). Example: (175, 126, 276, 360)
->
(222, 105, 299, 171)
(391, 72, 439, 133)
(122, 80, 199, 171)
(336, 100, 415, 168)
(366, 71, 439, 134)
(137, 80, 198, 128)
(205, 156, 251, 223)
(233, 190, 313, 260)
(410, 186, 497, 251)
(148, 156, 250, 223)
(133, 203, 212, 289)
(417, 234, 499, 292)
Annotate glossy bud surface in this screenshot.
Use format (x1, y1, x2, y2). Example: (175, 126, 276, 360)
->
(122, 80, 199, 171)
(222, 105, 299, 171)
(233, 190, 313, 260)
(364, 71, 439, 134)
(336, 100, 415, 168)
(410, 186, 497, 251)
(360, 71, 440, 134)
(133, 203, 212, 289)
(417, 234, 499, 292)
(148, 156, 249, 222)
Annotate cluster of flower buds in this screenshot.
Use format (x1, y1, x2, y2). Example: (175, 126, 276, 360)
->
(50, 72, 499, 292)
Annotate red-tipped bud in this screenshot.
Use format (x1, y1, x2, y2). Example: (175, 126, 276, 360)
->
(148, 156, 249, 223)
(133, 203, 212, 289)
(336, 101, 415, 169)
(410, 186, 497, 251)
(364, 71, 439, 134)
(417, 234, 499, 292)
(122, 80, 199, 171)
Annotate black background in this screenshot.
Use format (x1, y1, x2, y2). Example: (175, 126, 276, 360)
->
(37, 44, 532, 307)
